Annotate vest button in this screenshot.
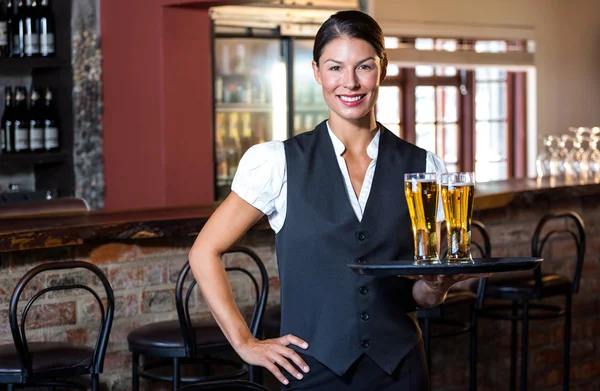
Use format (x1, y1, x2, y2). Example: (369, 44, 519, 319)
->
(356, 232, 366, 241)
(359, 286, 368, 295)
(360, 312, 370, 321)
(361, 340, 370, 349)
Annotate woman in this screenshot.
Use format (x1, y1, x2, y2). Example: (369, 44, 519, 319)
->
(189, 10, 476, 390)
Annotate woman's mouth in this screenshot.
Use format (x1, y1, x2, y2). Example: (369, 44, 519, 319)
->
(337, 94, 366, 107)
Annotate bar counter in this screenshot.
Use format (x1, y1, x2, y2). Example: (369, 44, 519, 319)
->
(2, 177, 599, 254)
(1, 178, 599, 391)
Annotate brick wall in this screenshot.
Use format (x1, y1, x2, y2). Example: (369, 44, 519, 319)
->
(1, 191, 599, 390)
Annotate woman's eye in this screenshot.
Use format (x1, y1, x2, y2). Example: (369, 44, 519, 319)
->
(329, 65, 341, 71)
(359, 64, 373, 70)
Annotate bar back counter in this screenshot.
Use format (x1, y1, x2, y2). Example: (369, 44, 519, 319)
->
(1, 177, 599, 390)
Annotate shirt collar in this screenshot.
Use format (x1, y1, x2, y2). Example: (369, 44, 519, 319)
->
(326, 121, 380, 160)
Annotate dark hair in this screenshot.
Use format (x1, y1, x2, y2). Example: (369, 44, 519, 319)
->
(313, 10, 386, 66)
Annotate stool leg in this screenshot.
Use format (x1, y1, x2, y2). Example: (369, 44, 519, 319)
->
(520, 301, 529, 391)
(563, 292, 572, 391)
(132, 353, 140, 391)
(423, 318, 431, 373)
(7, 385, 14, 391)
(92, 373, 99, 391)
(173, 357, 181, 391)
(470, 310, 478, 391)
(510, 301, 519, 391)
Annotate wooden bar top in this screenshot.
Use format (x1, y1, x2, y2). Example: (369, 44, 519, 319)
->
(1, 177, 599, 253)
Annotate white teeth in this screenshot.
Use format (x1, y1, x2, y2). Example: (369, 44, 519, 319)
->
(339, 95, 364, 102)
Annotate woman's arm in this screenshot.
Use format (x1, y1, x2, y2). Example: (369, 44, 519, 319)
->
(189, 192, 309, 385)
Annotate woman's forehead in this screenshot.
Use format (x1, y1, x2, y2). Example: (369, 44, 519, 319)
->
(320, 36, 379, 57)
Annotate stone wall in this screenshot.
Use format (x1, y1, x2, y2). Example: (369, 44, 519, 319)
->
(1, 190, 599, 390)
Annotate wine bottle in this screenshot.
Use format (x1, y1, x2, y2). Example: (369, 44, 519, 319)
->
(43, 86, 59, 151)
(0, 0, 9, 57)
(28, 86, 43, 151)
(38, 0, 52, 56)
(1, 87, 13, 153)
(11, 0, 23, 57)
(13, 86, 29, 152)
(23, 0, 39, 57)
(6, 0, 13, 56)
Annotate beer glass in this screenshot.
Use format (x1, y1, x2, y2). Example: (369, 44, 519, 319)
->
(404, 172, 439, 264)
(440, 172, 476, 264)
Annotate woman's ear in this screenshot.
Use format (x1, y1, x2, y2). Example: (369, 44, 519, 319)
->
(380, 58, 388, 82)
(312, 61, 323, 85)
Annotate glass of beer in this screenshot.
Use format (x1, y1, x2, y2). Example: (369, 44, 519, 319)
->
(404, 172, 439, 264)
(440, 172, 476, 264)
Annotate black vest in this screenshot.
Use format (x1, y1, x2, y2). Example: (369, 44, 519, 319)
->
(276, 122, 427, 376)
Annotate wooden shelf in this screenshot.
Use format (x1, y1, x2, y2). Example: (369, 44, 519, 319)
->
(0, 56, 65, 71)
(0, 151, 69, 165)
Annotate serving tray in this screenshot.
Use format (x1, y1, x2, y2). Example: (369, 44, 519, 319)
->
(348, 257, 543, 276)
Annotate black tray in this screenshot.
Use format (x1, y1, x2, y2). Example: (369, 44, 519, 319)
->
(348, 257, 543, 276)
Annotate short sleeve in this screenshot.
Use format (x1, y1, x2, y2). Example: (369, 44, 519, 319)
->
(426, 152, 448, 222)
(231, 141, 286, 217)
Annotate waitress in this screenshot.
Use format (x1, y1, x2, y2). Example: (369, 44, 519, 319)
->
(189, 10, 479, 391)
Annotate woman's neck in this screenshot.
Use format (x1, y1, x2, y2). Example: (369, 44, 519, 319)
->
(328, 114, 378, 155)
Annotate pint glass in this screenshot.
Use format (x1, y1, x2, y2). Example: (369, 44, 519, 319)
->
(404, 172, 439, 264)
(440, 172, 476, 264)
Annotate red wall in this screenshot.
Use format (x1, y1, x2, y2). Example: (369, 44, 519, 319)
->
(102, 0, 234, 210)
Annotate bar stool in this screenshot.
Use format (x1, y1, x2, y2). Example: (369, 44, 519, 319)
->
(177, 379, 270, 390)
(128, 246, 268, 391)
(475, 211, 585, 391)
(0, 261, 115, 390)
(417, 220, 491, 391)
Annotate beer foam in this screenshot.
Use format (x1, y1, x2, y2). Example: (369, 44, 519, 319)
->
(407, 178, 436, 183)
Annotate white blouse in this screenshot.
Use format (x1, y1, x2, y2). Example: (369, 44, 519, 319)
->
(232, 124, 448, 234)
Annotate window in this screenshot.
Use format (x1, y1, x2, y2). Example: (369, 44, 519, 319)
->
(378, 38, 527, 181)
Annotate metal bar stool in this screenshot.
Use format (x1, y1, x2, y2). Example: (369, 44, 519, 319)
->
(417, 220, 491, 391)
(0, 261, 115, 390)
(475, 211, 585, 391)
(128, 246, 269, 391)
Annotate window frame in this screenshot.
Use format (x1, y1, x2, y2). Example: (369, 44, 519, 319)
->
(381, 66, 526, 179)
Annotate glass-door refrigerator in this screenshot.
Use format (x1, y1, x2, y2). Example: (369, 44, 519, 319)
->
(213, 34, 330, 199)
(213, 37, 286, 199)
(291, 39, 329, 136)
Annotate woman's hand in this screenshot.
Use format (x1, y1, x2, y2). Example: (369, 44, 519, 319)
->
(235, 334, 311, 385)
(406, 273, 491, 308)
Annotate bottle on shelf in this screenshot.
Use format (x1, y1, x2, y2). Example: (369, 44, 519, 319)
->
(240, 112, 253, 153)
(1, 87, 13, 153)
(13, 86, 29, 152)
(43, 86, 59, 151)
(215, 112, 228, 180)
(225, 112, 242, 178)
(38, 0, 53, 56)
(11, 0, 24, 57)
(23, 0, 39, 57)
(0, 0, 9, 57)
(28, 86, 43, 151)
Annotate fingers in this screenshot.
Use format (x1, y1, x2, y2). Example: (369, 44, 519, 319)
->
(279, 334, 309, 350)
(263, 360, 291, 385)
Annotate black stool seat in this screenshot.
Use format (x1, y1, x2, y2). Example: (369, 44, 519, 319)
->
(261, 307, 281, 337)
(128, 247, 269, 390)
(128, 320, 230, 355)
(0, 342, 93, 374)
(484, 273, 571, 300)
(178, 379, 270, 390)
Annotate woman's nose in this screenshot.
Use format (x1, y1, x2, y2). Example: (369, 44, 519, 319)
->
(342, 71, 360, 90)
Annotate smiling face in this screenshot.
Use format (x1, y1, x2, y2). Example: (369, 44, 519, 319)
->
(312, 36, 386, 125)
